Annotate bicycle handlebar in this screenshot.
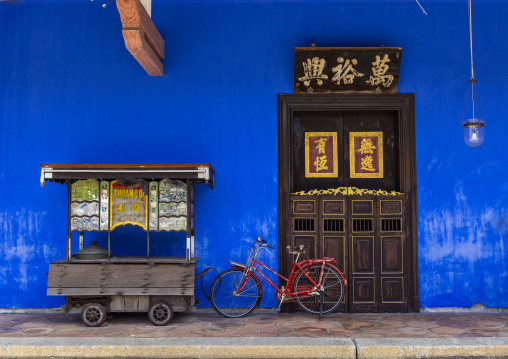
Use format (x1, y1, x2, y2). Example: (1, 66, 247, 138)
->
(255, 236, 274, 249)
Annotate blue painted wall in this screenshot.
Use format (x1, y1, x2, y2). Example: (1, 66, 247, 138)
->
(0, 0, 507, 309)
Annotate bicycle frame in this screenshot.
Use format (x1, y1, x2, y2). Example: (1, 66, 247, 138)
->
(232, 247, 342, 304)
(254, 258, 325, 298)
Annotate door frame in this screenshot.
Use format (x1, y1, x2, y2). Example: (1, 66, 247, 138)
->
(277, 93, 419, 312)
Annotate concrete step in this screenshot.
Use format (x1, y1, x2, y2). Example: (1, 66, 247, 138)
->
(1, 337, 507, 358)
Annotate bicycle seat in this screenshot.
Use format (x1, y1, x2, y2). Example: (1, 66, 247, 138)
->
(287, 245, 306, 254)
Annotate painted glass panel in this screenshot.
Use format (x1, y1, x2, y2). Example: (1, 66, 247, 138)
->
(159, 179, 187, 202)
(149, 181, 158, 231)
(71, 179, 99, 202)
(159, 202, 187, 216)
(110, 179, 148, 230)
(159, 217, 187, 231)
(71, 217, 99, 231)
(71, 202, 99, 217)
(100, 181, 109, 231)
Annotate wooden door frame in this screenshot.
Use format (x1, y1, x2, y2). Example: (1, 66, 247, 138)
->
(277, 93, 419, 312)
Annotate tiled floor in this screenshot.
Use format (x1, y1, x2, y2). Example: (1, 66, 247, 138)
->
(1, 311, 507, 338)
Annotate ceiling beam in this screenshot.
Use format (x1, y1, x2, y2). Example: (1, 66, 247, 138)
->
(116, 0, 164, 76)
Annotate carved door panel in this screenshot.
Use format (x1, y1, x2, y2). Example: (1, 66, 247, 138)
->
(349, 196, 377, 312)
(320, 196, 348, 312)
(321, 196, 347, 276)
(291, 196, 317, 262)
(289, 194, 349, 312)
(378, 196, 407, 312)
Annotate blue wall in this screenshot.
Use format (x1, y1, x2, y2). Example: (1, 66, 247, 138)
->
(0, 0, 507, 309)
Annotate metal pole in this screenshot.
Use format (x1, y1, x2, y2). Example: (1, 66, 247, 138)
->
(147, 231, 150, 260)
(66, 181, 72, 262)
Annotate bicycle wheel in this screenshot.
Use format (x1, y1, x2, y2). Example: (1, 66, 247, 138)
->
(210, 268, 261, 318)
(294, 264, 345, 315)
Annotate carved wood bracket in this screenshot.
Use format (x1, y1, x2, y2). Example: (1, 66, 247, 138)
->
(116, 0, 164, 76)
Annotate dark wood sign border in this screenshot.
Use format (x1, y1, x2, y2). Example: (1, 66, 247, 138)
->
(277, 93, 419, 312)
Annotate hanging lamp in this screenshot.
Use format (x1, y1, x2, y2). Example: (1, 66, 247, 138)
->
(461, 0, 484, 147)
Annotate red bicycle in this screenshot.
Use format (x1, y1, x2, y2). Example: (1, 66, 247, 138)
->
(210, 236, 346, 318)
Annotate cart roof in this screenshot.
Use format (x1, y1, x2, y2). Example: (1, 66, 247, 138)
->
(40, 164, 215, 187)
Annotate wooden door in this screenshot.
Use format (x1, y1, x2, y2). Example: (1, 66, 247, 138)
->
(278, 94, 418, 313)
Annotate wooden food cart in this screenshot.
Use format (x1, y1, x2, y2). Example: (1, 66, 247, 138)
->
(40, 164, 215, 326)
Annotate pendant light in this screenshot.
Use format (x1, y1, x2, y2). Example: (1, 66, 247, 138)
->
(461, 0, 484, 147)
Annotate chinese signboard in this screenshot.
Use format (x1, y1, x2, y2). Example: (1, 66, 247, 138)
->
(350, 131, 383, 178)
(294, 47, 401, 94)
(305, 132, 338, 178)
(110, 179, 148, 230)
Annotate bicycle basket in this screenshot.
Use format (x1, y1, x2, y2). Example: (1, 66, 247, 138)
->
(245, 248, 255, 268)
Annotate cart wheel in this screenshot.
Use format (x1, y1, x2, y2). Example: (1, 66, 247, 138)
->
(81, 303, 107, 327)
(148, 301, 173, 326)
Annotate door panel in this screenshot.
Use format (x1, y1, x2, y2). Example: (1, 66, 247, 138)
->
(293, 200, 316, 214)
(382, 277, 404, 303)
(381, 236, 403, 273)
(353, 277, 376, 304)
(323, 236, 346, 273)
(352, 237, 374, 274)
(323, 200, 344, 215)
(293, 235, 315, 261)
(352, 200, 373, 215)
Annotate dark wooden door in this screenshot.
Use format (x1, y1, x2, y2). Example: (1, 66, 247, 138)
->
(278, 94, 418, 313)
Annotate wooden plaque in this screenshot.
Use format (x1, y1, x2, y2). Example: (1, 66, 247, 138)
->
(294, 47, 401, 94)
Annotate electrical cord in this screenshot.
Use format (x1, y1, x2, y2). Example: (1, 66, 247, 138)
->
(195, 267, 220, 302)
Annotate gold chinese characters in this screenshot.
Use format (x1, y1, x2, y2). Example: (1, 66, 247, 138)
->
(298, 57, 328, 86)
(349, 132, 384, 179)
(305, 132, 338, 178)
(366, 54, 394, 87)
(296, 51, 398, 92)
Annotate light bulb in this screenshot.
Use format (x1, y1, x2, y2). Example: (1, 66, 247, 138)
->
(463, 118, 484, 147)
